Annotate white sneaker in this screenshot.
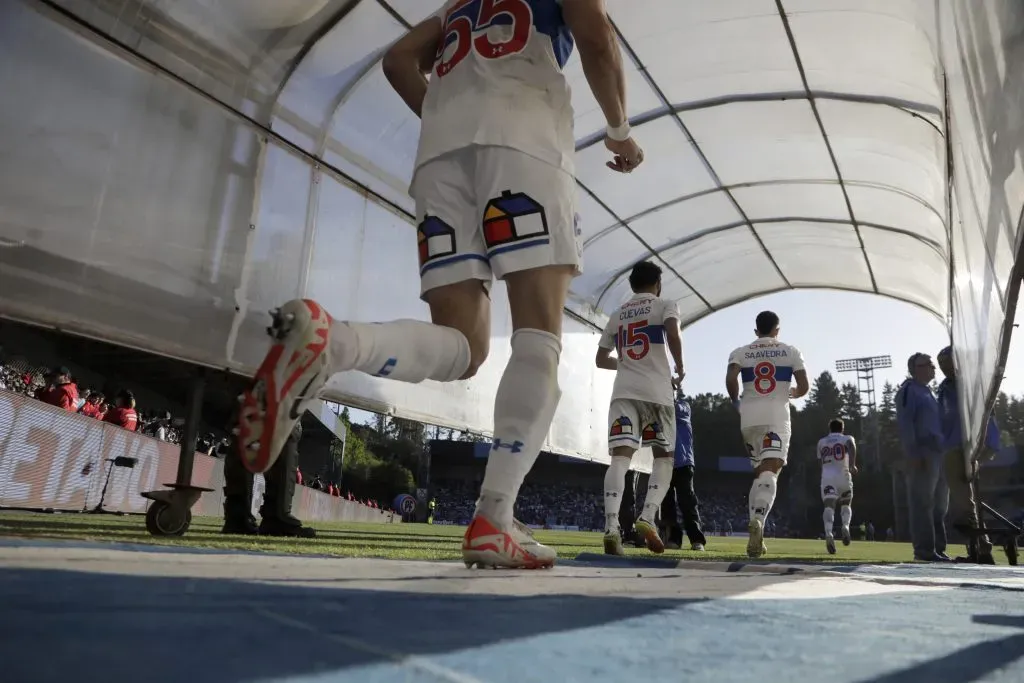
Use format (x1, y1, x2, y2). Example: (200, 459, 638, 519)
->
(603, 530, 626, 556)
(826, 534, 836, 555)
(841, 526, 852, 546)
(747, 519, 765, 558)
(237, 299, 333, 473)
(691, 543, 705, 552)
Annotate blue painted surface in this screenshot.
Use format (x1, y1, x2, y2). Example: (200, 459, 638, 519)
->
(1, 539, 1022, 683)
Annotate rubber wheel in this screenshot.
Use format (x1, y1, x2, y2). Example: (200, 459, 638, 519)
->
(145, 501, 192, 537)
(1005, 539, 1019, 567)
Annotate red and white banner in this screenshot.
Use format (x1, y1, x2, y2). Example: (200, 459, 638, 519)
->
(0, 390, 396, 524)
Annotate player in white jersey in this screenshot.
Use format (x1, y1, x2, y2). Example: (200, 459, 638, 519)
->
(817, 418, 858, 554)
(234, 0, 644, 571)
(725, 311, 809, 558)
(595, 261, 684, 555)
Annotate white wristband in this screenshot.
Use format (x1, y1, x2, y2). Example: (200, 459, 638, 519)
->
(607, 121, 631, 142)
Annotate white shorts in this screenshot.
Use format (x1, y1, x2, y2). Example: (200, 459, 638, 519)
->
(607, 398, 675, 453)
(741, 424, 792, 466)
(821, 471, 853, 502)
(410, 145, 582, 298)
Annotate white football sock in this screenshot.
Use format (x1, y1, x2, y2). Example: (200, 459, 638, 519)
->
(840, 504, 852, 529)
(329, 319, 470, 382)
(749, 471, 778, 522)
(603, 455, 631, 532)
(641, 457, 674, 522)
(823, 507, 835, 537)
(476, 329, 562, 529)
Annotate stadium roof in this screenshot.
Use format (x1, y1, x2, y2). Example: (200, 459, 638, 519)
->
(52, 0, 949, 330)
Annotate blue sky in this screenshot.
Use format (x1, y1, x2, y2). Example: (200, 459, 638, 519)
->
(347, 290, 1024, 426)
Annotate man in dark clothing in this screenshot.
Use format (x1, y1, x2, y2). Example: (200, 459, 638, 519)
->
(895, 352, 950, 562)
(222, 416, 316, 538)
(936, 345, 1000, 564)
(661, 392, 707, 550)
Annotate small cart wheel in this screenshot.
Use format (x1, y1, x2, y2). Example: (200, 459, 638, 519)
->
(145, 501, 192, 537)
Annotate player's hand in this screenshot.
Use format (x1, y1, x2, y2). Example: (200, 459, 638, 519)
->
(851, 465, 859, 476)
(673, 369, 685, 388)
(606, 136, 644, 173)
(731, 398, 741, 412)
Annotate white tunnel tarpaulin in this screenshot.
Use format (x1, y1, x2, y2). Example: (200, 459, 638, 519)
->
(0, 0, 1022, 471)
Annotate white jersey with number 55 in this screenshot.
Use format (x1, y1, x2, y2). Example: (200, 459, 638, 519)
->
(818, 433, 855, 476)
(599, 294, 680, 407)
(728, 338, 805, 428)
(415, 0, 576, 178)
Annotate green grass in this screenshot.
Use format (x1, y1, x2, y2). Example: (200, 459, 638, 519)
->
(0, 510, 938, 565)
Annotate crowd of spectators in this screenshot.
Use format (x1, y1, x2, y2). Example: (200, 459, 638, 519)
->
(432, 477, 792, 537)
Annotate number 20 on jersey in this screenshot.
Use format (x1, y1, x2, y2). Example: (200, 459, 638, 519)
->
(436, 0, 532, 77)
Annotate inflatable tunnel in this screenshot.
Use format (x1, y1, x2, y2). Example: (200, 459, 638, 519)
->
(0, 0, 1022, 473)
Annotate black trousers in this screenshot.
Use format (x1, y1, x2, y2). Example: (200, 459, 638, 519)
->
(618, 470, 648, 541)
(660, 465, 707, 547)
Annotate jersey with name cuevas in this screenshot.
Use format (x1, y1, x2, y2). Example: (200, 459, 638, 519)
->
(600, 294, 681, 407)
(817, 433, 855, 476)
(728, 337, 805, 428)
(415, 0, 576, 178)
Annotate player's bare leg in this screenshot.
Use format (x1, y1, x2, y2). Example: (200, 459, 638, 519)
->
(823, 499, 837, 555)
(748, 458, 783, 558)
(603, 449, 633, 556)
(237, 281, 488, 474)
(462, 265, 575, 570)
(634, 450, 674, 554)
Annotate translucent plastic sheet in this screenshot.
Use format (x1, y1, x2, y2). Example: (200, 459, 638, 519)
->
(1, 0, 1022, 467)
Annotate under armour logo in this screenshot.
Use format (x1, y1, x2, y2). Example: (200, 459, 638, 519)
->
(605, 492, 618, 498)
(375, 358, 397, 377)
(492, 439, 524, 453)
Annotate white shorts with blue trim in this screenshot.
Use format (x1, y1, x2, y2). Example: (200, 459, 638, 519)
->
(741, 424, 792, 466)
(410, 145, 582, 298)
(607, 398, 676, 454)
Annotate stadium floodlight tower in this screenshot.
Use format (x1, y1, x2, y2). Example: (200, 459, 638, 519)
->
(835, 355, 892, 471)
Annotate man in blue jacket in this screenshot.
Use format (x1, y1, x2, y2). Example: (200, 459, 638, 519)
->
(936, 346, 999, 564)
(660, 391, 707, 550)
(895, 353, 951, 562)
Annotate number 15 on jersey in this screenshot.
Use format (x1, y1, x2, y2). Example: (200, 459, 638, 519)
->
(436, 0, 532, 77)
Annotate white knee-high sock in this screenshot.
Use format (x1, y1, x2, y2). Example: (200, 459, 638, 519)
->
(603, 455, 631, 532)
(840, 504, 852, 529)
(823, 507, 835, 537)
(329, 320, 470, 382)
(749, 471, 778, 522)
(476, 329, 562, 528)
(641, 457, 674, 523)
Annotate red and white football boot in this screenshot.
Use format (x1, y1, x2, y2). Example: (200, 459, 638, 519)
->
(237, 299, 332, 474)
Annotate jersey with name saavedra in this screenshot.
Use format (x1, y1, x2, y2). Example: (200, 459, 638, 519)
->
(600, 294, 681, 407)
(415, 0, 576, 180)
(818, 433, 855, 476)
(728, 338, 805, 429)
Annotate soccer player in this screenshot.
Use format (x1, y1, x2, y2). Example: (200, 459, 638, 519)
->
(235, 0, 644, 570)
(595, 261, 684, 555)
(725, 311, 808, 558)
(817, 418, 857, 554)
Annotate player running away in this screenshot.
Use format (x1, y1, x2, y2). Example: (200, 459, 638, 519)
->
(235, 0, 644, 570)
(817, 418, 858, 554)
(726, 311, 809, 559)
(595, 261, 684, 556)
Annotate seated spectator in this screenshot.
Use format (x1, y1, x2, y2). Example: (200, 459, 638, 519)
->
(35, 366, 78, 412)
(103, 390, 139, 431)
